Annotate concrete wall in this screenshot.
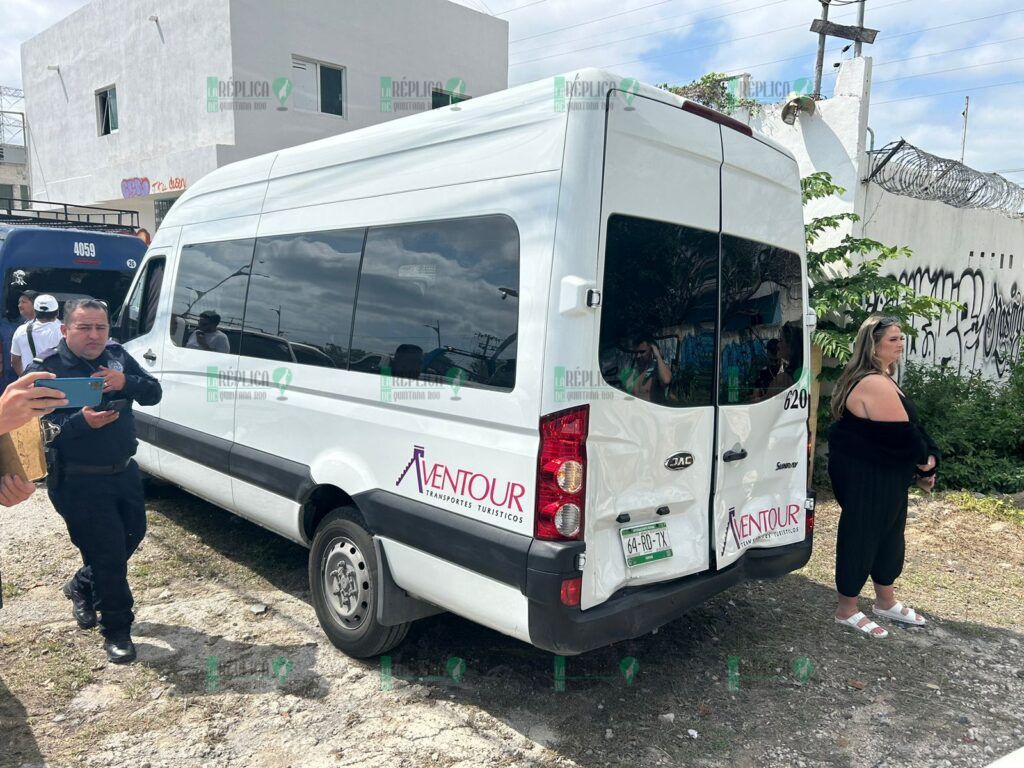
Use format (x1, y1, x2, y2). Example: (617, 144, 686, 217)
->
(21, 0, 508, 230)
(860, 184, 1023, 377)
(21, 0, 235, 217)
(225, 0, 509, 162)
(750, 57, 1024, 379)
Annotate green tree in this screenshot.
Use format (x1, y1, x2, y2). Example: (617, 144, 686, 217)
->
(660, 72, 760, 115)
(802, 171, 962, 374)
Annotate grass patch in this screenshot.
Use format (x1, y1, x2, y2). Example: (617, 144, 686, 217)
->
(944, 491, 1024, 525)
(2, 579, 24, 601)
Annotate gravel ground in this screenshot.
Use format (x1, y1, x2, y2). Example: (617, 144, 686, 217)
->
(1, 480, 1023, 768)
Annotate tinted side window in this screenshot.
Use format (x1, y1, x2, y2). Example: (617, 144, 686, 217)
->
(169, 239, 254, 351)
(719, 235, 804, 405)
(242, 229, 363, 367)
(121, 257, 164, 342)
(349, 216, 519, 391)
(599, 215, 719, 408)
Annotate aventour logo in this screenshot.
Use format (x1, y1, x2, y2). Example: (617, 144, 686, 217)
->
(396, 445, 526, 525)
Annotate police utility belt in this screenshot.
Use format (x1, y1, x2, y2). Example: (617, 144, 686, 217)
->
(46, 446, 132, 477)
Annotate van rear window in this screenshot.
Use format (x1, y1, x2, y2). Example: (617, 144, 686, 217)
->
(599, 215, 718, 408)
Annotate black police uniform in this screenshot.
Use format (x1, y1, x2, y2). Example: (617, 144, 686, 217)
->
(27, 339, 161, 645)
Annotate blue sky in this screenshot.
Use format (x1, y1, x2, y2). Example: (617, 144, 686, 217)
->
(3, 0, 1022, 178)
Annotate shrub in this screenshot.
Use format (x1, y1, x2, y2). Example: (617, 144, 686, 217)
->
(899, 359, 1024, 493)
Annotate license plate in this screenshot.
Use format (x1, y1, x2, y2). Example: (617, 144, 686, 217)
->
(620, 521, 673, 567)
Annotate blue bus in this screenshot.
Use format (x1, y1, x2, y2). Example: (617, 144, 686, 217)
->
(0, 226, 144, 386)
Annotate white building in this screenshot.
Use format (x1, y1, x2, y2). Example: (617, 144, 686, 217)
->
(749, 58, 1024, 380)
(21, 0, 508, 231)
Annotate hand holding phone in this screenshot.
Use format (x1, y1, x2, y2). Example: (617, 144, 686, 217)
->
(82, 406, 120, 429)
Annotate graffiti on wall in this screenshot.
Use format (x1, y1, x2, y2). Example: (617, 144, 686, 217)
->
(884, 262, 1023, 377)
(121, 176, 187, 198)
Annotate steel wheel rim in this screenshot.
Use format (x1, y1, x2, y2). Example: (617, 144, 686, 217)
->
(322, 536, 370, 629)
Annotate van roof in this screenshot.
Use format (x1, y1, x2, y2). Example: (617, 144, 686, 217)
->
(164, 68, 796, 228)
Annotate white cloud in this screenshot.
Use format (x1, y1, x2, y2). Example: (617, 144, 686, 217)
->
(0, 0, 90, 89)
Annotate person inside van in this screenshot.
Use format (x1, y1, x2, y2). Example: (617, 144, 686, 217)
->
(11, 295, 63, 376)
(16, 290, 37, 324)
(186, 311, 231, 353)
(390, 344, 423, 380)
(622, 336, 672, 402)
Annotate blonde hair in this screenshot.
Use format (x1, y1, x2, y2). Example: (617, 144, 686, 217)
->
(830, 314, 901, 419)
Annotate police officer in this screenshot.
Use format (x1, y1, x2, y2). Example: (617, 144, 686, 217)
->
(27, 298, 162, 663)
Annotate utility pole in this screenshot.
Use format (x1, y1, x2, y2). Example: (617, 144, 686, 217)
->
(960, 96, 970, 164)
(854, 0, 866, 56)
(812, 1, 830, 100)
(810, 1, 878, 99)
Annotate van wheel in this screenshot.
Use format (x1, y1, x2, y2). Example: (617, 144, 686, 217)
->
(308, 508, 410, 658)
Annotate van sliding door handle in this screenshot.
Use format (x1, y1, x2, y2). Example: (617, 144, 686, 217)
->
(143, 349, 157, 362)
(723, 448, 748, 463)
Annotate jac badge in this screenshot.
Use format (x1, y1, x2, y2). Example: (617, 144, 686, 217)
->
(664, 452, 695, 471)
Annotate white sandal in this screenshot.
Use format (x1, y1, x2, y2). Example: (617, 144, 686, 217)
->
(872, 601, 926, 626)
(835, 611, 888, 638)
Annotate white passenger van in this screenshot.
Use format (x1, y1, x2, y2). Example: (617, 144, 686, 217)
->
(115, 69, 816, 658)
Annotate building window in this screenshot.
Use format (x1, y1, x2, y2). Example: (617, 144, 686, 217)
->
(431, 89, 470, 109)
(291, 56, 345, 116)
(96, 86, 118, 135)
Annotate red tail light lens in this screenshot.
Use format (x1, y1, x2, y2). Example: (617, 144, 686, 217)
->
(560, 577, 582, 607)
(535, 405, 589, 541)
(806, 505, 815, 535)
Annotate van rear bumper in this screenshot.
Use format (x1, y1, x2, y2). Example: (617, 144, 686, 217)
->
(526, 541, 813, 655)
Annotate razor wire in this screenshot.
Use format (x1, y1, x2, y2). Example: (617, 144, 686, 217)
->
(866, 139, 1024, 218)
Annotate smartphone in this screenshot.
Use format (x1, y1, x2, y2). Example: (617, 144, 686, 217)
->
(106, 399, 129, 413)
(34, 377, 104, 409)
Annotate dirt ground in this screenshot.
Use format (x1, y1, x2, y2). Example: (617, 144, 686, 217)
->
(1, 481, 1023, 768)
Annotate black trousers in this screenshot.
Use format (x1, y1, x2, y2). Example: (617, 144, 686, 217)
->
(48, 461, 146, 638)
(829, 451, 910, 598)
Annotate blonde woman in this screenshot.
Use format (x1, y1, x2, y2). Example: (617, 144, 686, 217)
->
(828, 315, 938, 638)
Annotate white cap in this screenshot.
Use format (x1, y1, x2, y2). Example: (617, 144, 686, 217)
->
(34, 294, 59, 313)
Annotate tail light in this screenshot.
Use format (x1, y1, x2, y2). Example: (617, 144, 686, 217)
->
(535, 405, 589, 540)
(560, 577, 582, 607)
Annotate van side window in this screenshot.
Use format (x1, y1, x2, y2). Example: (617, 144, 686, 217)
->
(350, 215, 519, 391)
(719, 235, 803, 405)
(599, 214, 718, 408)
(121, 257, 164, 342)
(169, 239, 255, 352)
(241, 229, 363, 367)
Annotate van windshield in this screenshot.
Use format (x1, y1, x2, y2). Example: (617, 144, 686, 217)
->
(4, 267, 134, 321)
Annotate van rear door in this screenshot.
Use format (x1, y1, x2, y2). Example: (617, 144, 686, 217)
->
(713, 132, 810, 568)
(581, 91, 722, 609)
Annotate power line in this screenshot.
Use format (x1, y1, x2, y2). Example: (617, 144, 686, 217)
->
(872, 35, 1024, 68)
(510, 0, 677, 44)
(994, 168, 1024, 174)
(512, 0, 774, 54)
(594, 0, 913, 72)
(668, 8, 1024, 88)
(874, 55, 1024, 85)
(510, 0, 793, 65)
(872, 78, 1024, 105)
(496, 0, 546, 15)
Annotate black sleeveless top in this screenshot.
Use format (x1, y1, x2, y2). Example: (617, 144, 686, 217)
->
(829, 379, 938, 473)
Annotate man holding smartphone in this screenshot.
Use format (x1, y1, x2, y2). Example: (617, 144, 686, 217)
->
(26, 298, 162, 663)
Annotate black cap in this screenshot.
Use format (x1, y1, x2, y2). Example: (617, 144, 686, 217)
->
(198, 310, 221, 324)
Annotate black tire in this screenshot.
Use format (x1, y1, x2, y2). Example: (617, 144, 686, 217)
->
(308, 507, 410, 658)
